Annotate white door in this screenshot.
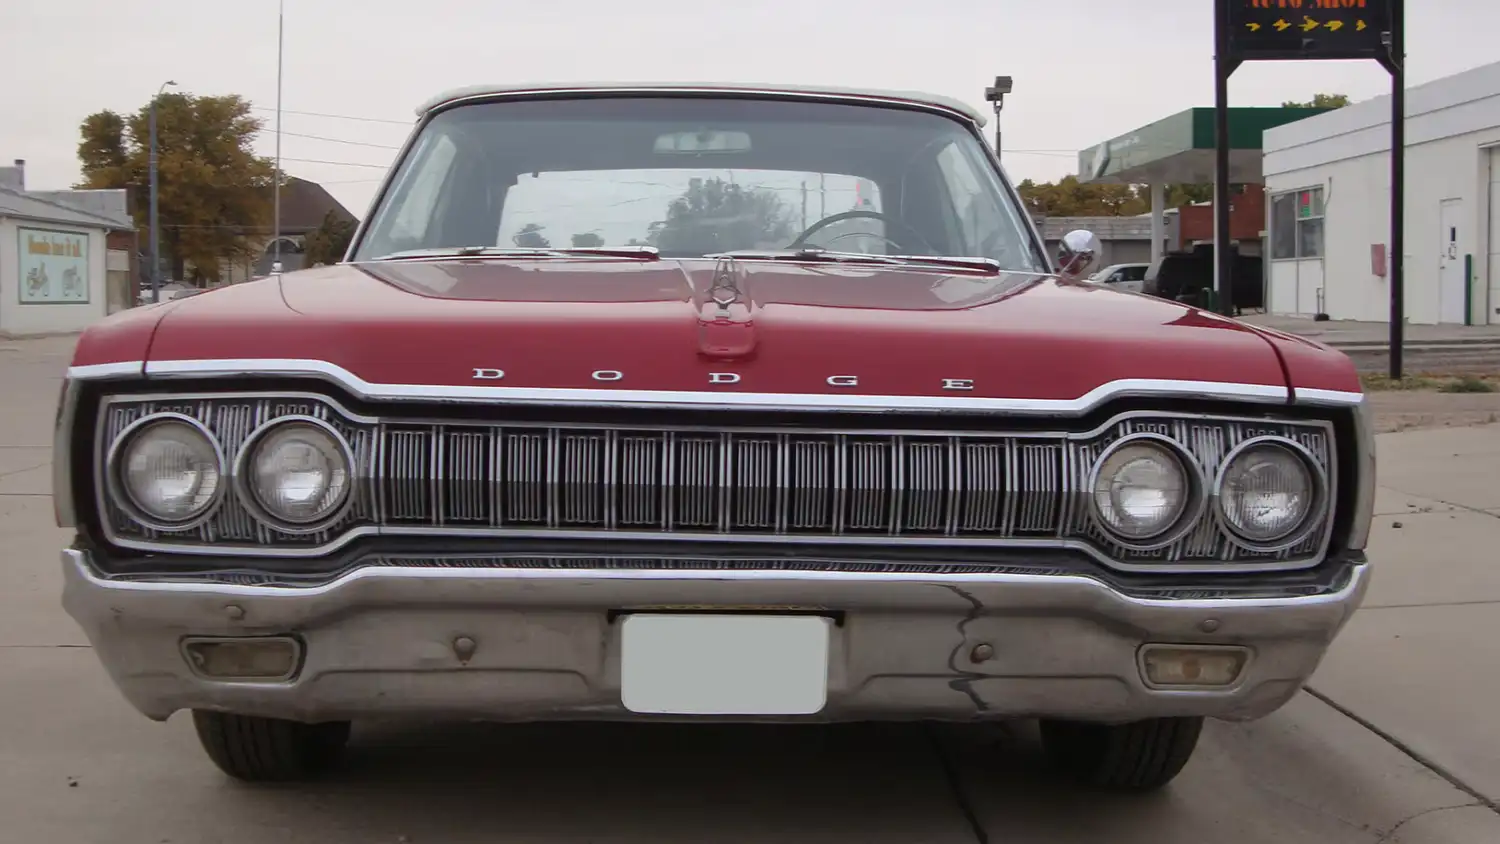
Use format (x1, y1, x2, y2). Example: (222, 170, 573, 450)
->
(1438, 198, 1466, 324)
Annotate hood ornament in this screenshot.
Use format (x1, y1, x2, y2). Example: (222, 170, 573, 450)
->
(708, 256, 744, 311)
(698, 256, 756, 359)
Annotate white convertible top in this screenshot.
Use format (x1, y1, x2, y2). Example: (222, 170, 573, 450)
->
(415, 82, 987, 127)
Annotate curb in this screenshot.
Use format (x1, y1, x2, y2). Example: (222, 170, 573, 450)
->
(1323, 338, 1500, 350)
(1334, 342, 1500, 353)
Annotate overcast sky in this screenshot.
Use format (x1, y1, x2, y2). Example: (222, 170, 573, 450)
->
(3, 0, 1497, 220)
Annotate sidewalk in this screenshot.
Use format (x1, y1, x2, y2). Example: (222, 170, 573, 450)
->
(1241, 314, 1500, 349)
(1310, 422, 1500, 805)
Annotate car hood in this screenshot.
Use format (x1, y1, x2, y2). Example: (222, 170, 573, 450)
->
(140, 258, 1304, 406)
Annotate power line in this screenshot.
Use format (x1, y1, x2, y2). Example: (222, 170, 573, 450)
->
(279, 156, 391, 169)
(277, 130, 401, 150)
(251, 105, 411, 126)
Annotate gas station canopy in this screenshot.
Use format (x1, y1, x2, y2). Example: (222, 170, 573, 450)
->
(1077, 107, 1334, 185)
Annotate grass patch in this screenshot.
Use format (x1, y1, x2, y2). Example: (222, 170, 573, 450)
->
(1360, 372, 1499, 393)
(1439, 375, 1498, 394)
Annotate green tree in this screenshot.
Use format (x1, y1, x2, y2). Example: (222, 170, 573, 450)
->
(303, 209, 357, 267)
(1016, 176, 1148, 217)
(513, 223, 551, 248)
(76, 92, 276, 283)
(1017, 177, 1221, 216)
(570, 231, 605, 248)
(1282, 93, 1352, 109)
(650, 178, 792, 252)
(1166, 184, 1215, 207)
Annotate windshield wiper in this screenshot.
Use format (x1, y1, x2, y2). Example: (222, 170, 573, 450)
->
(707, 248, 999, 273)
(374, 245, 660, 261)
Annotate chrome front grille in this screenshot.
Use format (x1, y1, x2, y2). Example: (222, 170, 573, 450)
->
(371, 427, 1075, 538)
(94, 392, 1338, 570)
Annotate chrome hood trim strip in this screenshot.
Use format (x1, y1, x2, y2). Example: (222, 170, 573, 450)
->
(68, 357, 1314, 415)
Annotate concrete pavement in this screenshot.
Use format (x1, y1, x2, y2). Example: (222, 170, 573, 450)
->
(1309, 424, 1500, 806)
(3, 334, 1499, 843)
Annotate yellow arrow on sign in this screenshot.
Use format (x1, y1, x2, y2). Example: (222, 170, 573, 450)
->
(1246, 22, 1261, 31)
(1325, 20, 1344, 32)
(1356, 19, 1367, 31)
(1274, 18, 1291, 31)
(1301, 16, 1319, 32)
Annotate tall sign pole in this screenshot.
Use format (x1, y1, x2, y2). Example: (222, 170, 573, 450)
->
(1381, 1, 1406, 379)
(1213, 3, 1240, 317)
(1218, 0, 1405, 376)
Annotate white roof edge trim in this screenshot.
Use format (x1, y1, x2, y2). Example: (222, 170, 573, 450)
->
(414, 82, 988, 127)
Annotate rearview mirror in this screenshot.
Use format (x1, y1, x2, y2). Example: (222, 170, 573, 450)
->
(654, 130, 752, 154)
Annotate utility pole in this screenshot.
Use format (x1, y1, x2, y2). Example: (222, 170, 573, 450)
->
(984, 76, 1013, 159)
(272, 0, 285, 275)
(148, 80, 177, 304)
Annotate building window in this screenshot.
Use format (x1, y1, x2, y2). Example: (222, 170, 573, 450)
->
(1270, 187, 1324, 260)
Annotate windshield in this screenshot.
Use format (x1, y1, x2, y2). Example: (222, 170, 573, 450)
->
(352, 96, 1047, 272)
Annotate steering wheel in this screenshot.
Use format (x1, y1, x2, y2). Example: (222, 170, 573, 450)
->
(787, 210, 936, 255)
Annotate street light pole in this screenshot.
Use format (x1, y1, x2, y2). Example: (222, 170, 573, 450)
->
(148, 80, 177, 304)
(984, 76, 1013, 159)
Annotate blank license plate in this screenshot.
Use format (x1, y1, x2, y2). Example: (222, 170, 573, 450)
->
(620, 614, 831, 716)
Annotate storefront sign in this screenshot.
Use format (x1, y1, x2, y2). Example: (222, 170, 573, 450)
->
(1227, 0, 1395, 61)
(18, 227, 90, 304)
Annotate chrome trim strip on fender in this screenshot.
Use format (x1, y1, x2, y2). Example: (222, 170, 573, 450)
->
(70, 357, 1296, 415)
(1291, 388, 1376, 551)
(62, 548, 1369, 611)
(1347, 397, 1377, 551)
(52, 378, 83, 528)
(67, 361, 146, 380)
(1293, 388, 1365, 406)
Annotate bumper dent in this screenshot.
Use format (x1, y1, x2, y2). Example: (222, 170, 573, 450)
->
(61, 549, 1369, 725)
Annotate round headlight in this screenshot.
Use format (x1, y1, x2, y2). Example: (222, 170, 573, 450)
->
(1216, 439, 1320, 546)
(1090, 437, 1196, 545)
(113, 415, 224, 528)
(239, 418, 353, 529)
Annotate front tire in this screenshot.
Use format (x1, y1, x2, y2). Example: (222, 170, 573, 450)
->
(1038, 716, 1203, 792)
(191, 711, 351, 782)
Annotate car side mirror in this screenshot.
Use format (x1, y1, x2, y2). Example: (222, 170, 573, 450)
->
(1056, 230, 1101, 278)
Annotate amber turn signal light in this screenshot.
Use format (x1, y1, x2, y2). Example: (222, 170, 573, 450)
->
(1138, 645, 1250, 689)
(182, 637, 301, 682)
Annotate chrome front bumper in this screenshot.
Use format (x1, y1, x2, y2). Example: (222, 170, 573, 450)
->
(61, 549, 1369, 725)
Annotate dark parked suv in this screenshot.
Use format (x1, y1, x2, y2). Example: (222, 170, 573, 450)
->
(1143, 243, 1264, 313)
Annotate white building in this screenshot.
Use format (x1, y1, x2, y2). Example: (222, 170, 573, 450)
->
(0, 161, 135, 336)
(1262, 60, 1500, 326)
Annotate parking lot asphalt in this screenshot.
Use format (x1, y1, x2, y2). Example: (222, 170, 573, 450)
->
(3, 334, 1498, 844)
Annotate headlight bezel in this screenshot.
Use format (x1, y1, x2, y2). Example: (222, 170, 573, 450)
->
(103, 411, 227, 532)
(1086, 432, 1208, 552)
(1212, 435, 1329, 553)
(232, 414, 357, 534)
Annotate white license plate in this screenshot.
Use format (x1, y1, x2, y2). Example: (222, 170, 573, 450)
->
(620, 614, 831, 716)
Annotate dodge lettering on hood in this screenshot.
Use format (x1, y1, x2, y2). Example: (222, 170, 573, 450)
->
(55, 82, 1374, 790)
